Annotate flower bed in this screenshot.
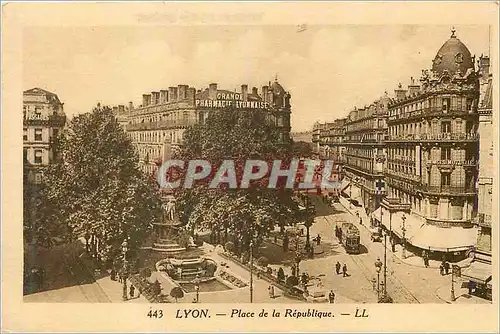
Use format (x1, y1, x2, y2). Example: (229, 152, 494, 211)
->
(218, 271, 247, 288)
(129, 274, 170, 303)
(219, 252, 305, 300)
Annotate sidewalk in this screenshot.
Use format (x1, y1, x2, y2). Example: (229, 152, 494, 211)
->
(435, 284, 492, 304)
(337, 196, 472, 270)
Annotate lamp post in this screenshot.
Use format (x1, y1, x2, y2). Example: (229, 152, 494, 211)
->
(295, 236, 302, 277)
(374, 257, 383, 299)
(383, 234, 388, 298)
(401, 213, 407, 259)
(194, 274, 201, 303)
(450, 265, 456, 302)
(249, 241, 254, 303)
(121, 239, 128, 301)
(304, 217, 313, 253)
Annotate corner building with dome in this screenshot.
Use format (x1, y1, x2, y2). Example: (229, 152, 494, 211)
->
(314, 29, 493, 261)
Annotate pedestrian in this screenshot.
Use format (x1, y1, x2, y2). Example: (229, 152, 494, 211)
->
(359, 217, 363, 226)
(444, 262, 450, 275)
(129, 284, 135, 298)
(316, 234, 321, 245)
(328, 290, 335, 303)
(439, 264, 444, 276)
(268, 285, 275, 299)
(335, 261, 341, 275)
(342, 263, 348, 277)
(138, 287, 142, 298)
(468, 280, 474, 295)
(422, 250, 429, 268)
(391, 238, 396, 252)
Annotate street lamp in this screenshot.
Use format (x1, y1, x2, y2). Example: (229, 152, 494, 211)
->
(193, 274, 201, 303)
(304, 218, 313, 253)
(295, 236, 302, 277)
(121, 238, 128, 301)
(401, 213, 407, 259)
(374, 257, 383, 299)
(249, 241, 254, 303)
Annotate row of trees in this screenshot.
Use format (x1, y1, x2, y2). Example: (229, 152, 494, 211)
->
(23, 105, 163, 260)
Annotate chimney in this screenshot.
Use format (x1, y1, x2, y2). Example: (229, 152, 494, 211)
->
(187, 87, 196, 101)
(209, 83, 218, 100)
(394, 83, 407, 100)
(142, 94, 151, 106)
(252, 87, 258, 96)
(408, 77, 420, 96)
(128, 101, 134, 111)
(160, 89, 168, 103)
(178, 85, 188, 100)
(151, 91, 160, 105)
(168, 87, 178, 101)
(241, 84, 248, 101)
(479, 55, 490, 80)
(262, 85, 269, 103)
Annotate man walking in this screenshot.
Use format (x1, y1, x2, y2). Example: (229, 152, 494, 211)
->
(342, 263, 348, 277)
(328, 290, 335, 303)
(335, 261, 341, 275)
(422, 250, 429, 268)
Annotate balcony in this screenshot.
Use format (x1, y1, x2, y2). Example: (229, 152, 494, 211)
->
(419, 184, 476, 195)
(426, 159, 477, 168)
(388, 107, 475, 124)
(126, 119, 197, 131)
(387, 132, 479, 143)
(385, 169, 421, 183)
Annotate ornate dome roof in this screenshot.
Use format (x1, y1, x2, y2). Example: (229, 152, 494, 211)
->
(431, 29, 474, 75)
(270, 79, 286, 96)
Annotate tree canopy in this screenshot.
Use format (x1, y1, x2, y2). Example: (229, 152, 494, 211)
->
(26, 105, 162, 257)
(172, 108, 311, 251)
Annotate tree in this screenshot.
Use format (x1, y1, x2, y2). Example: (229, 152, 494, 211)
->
(173, 108, 312, 254)
(33, 104, 162, 257)
(170, 286, 184, 302)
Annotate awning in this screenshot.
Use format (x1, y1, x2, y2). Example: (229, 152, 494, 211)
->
(371, 208, 424, 240)
(350, 184, 362, 201)
(341, 179, 351, 193)
(410, 225, 478, 252)
(461, 261, 492, 285)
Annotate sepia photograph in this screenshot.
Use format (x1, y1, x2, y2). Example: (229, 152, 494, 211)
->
(2, 2, 499, 333)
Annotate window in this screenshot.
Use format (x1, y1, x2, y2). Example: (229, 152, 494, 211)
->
(466, 98, 473, 112)
(441, 121, 451, 133)
(466, 121, 473, 134)
(34, 128, 43, 141)
(34, 150, 43, 164)
(52, 129, 59, 139)
(34, 107, 42, 118)
(441, 147, 451, 160)
(23, 149, 28, 162)
(442, 98, 451, 112)
(23, 128, 28, 141)
(441, 172, 451, 186)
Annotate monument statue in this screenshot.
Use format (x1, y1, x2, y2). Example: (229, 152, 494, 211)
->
(163, 198, 177, 221)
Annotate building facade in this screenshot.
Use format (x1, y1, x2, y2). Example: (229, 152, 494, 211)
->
(475, 54, 493, 255)
(343, 96, 389, 214)
(311, 29, 492, 259)
(124, 79, 292, 175)
(23, 88, 66, 183)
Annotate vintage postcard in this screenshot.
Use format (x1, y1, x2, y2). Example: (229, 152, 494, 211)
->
(2, 1, 499, 333)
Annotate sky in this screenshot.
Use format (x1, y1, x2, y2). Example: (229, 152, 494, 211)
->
(23, 25, 491, 132)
